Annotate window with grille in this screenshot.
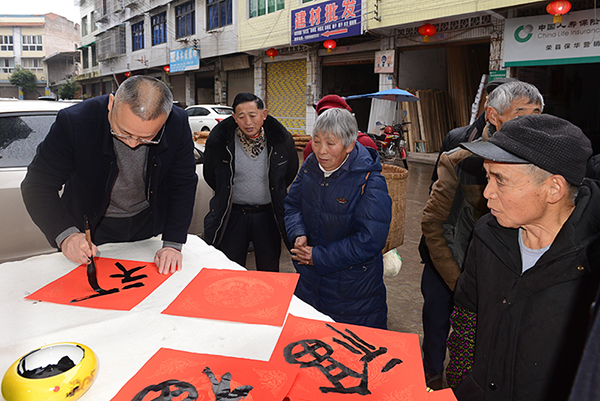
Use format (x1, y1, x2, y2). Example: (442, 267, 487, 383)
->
(91, 43, 98, 66)
(249, 0, 284, 18)
(82, 47, 89, 69)
(152, 12, 167, 45)
(91, 10, 98, 32)
(82, 16, 89, 36)
(22, 35, 43, 51)
(207, 0, 232, 29)
(0, 58, 14, 73)
(1, 36, 14, 51)
(176, 1, 195, 38)
(22, 58, 43, 73)
(132, 21, 144, 51)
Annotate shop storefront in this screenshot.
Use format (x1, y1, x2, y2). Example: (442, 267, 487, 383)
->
(503, 8, 600, 151)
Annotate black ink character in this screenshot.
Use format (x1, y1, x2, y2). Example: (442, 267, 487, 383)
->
(203, 367, 253, 400)
(283, 323, 403, 395)
(111, 262, 148, 287)
(71, 261, 150, 303)
(131, 379, 198, 401)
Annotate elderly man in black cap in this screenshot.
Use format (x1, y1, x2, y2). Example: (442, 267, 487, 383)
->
(446, 114, 600, 401)
(419, 80, 542, 389)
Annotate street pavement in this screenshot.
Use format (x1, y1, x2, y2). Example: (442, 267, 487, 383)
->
(246, 153, 437, 338)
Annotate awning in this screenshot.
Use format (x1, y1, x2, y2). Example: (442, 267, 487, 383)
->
(77, 41, 95, 50)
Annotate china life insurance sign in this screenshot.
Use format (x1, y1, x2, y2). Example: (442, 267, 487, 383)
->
(169, 47, 199, 73)
(504, 9, 600, 67)
(291, 0, 362, 46)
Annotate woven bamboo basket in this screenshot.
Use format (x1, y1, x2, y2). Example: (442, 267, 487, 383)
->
(381, 163, 409, 253)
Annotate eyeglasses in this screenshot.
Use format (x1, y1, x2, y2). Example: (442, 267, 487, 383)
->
(110, 124, 165, 145)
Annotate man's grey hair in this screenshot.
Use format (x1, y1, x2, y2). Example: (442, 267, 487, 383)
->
(488, 81, 544, 115)
(114, 76, 173, 120)
(523, 164, 578, 204)
(312, 108, 358, 148)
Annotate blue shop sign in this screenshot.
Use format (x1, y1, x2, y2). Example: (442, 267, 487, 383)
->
(169, 47, 199, 73)
(291, 0, 362, 46)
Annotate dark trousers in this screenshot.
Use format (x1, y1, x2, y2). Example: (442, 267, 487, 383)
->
(421, 260, 454, 377)
(93, 207, 154, 246)
(218, 204, 281, 272)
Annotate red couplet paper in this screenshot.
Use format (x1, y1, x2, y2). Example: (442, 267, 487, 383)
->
(25, 257, 170, 311)
(271, 315, 432, 401)
(111, 347, 300, 401)
(162, 268, 300, 326)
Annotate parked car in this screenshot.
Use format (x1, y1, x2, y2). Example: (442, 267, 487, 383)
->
(185, 104, 233, 133)
(0, 99, 211, 263)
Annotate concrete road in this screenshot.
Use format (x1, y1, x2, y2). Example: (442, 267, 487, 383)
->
(246, 157, 436, 338)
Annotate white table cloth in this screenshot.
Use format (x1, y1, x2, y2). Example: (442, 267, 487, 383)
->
(0, 235, 331, 400)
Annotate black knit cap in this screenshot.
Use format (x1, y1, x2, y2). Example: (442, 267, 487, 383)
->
(461, 114, 592, 185)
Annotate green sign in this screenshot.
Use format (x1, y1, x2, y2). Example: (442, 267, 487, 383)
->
(489, 70, 507, 82)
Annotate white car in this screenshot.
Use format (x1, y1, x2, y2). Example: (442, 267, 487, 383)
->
(185, 104, 233, 133)
(0, 99, 211, 263)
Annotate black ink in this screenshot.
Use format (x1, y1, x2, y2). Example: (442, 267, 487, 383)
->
(131, 380, 198, 401)
(111, 262, 148, 283)
(283, 323, 404, 395)
(21, 356, 75, 379)
(326, 324, 387, 363)
(203, 367, 253, 400)
(284, 339, 370, 395)
(70, 287, 119, 303)
(123, 282, 145, 290)
(382, 358, 403, 372)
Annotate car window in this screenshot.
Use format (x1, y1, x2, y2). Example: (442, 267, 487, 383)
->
(213, 107, 233, 115)
(197, 108, 210, 116)
(0, 114, 56, 167)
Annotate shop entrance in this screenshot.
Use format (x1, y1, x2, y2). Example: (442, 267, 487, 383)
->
(322, 63, 379, 132)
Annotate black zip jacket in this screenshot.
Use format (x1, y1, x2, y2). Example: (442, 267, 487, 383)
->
(203, 115, 298, 249)
(21, 95, 198, 247)
(451, 179, 600, 401)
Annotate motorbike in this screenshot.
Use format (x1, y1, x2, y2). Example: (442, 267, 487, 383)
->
(368, 121, 409, 169)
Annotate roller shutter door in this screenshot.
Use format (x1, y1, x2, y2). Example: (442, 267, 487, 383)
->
(266, 59, 306, 136)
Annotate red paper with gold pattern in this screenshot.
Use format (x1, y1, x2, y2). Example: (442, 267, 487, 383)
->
(272, 315, 438, 401)
(162, 268, 299, 326)
(25, 257, 170, 311)
(111, 347, 300, 400)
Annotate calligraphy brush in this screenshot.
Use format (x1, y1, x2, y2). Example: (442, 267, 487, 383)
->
(84, 215, 105, 293)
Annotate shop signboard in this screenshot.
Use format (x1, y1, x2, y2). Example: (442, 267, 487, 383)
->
(291, 0, 362, 46)
(374, 50, 394, 73)
(504, 9, 600, 67)
(169, 47, 199, 73)
(489, 70, 507, 81)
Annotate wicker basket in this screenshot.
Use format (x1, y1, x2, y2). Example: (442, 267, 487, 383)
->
(381, 163, 409, 253)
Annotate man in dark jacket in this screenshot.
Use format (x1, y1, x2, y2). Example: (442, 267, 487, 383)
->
(203, 92, 298, 272)
(418, 78, 525, 388)
(21, 76, 198, 274)
(447, 114, 600, 401)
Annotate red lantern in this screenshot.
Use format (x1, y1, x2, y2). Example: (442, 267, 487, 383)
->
(163, 65, 170, 73)
(124, 71, 131, 77)
(266, 48, 278, 60)
(418, 23, 437, 43)
(546, 1, 571, 23)
(323, 39, 337, 53)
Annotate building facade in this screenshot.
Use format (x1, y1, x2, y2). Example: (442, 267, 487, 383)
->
(74, 0, 600, 151)
(0, 14, 80, 99)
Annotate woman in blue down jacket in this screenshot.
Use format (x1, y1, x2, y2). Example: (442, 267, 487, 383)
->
(284, 108, 392, 329)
